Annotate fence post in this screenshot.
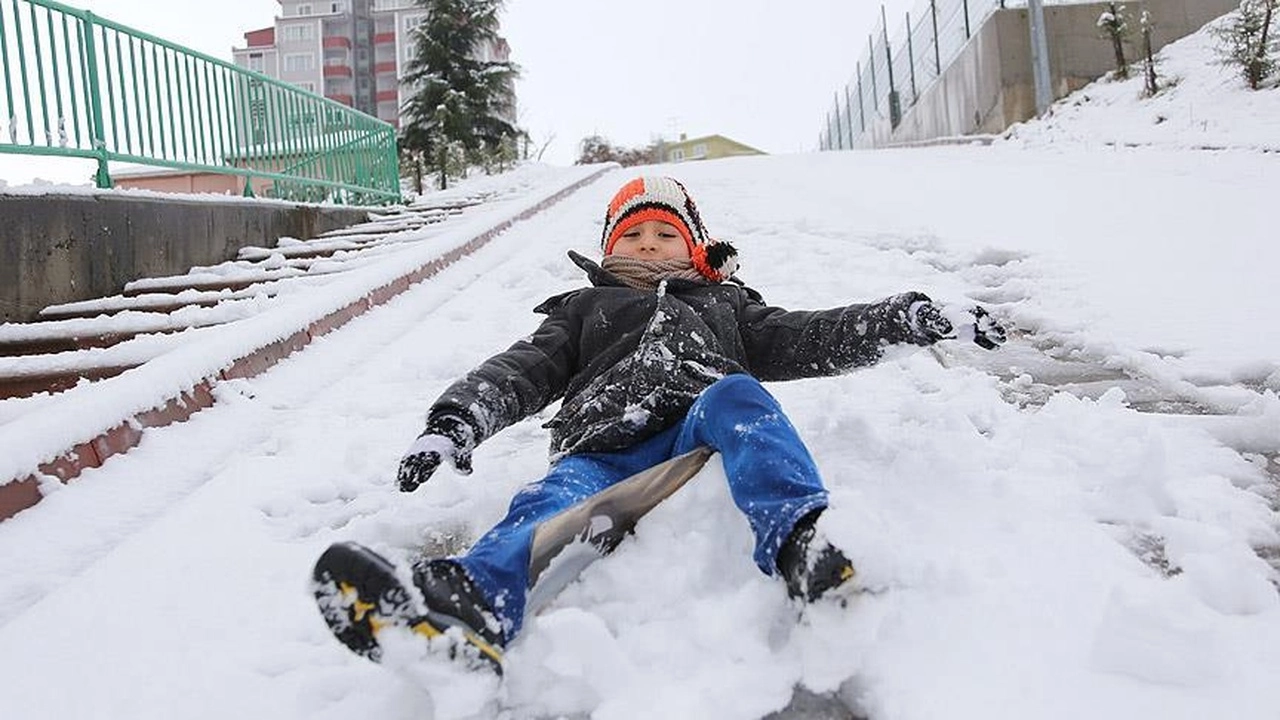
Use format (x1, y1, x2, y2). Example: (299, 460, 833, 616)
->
(906, 11, 918, 104)
(833, 92, 843, 150)
(882, 5, 901, 128)
(856, 61, 866, 132)
(80, 12, 112, 188)
(930, 0, 942, 74)
(844, 84, 856, 147)
(868, 36, 879, 112)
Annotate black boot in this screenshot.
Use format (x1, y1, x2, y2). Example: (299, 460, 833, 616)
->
(410, 557, 506, 655)
(775, 509, 856, 602)
(312, 542, 505, 673)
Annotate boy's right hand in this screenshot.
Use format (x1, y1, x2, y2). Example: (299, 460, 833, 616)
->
(397, 414, 476, 492)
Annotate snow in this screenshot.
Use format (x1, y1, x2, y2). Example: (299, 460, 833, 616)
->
(1, 14, 1279, 720)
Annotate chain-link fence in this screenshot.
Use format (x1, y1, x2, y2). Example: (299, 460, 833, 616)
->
(821, 0, 1020, 150)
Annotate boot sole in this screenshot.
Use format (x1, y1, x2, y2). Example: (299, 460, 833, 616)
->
(311, 542, 504, 673)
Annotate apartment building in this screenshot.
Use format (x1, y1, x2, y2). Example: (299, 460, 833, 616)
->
(232, 0, 512, 128)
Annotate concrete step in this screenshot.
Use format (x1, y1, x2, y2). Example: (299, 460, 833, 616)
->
(0, 363, 139, 400)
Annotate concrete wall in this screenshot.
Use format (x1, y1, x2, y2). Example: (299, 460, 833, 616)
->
(0, 194, 369, 322)
(861, 0, 1237, 147)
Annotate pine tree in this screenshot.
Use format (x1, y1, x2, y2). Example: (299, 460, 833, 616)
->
(1213, 0, 1278, 90)
(400, 0, 520, 191)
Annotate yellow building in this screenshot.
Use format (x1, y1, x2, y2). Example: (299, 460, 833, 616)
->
(663, 134, 765, 163)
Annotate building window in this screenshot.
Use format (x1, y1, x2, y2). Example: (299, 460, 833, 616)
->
(296, 4, 313, 15)
(247, 52, 265, 72)
(404, 14, 425, 31)
(284, 53, 316, 72)
(403, 43, 416, 62)
(670, 148, 685, 162)
(330, 2, 346, 12)
(692, 143, 707, 158)
(282, 24, 315, 42)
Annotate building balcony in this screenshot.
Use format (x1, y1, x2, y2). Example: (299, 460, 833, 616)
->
(323, 65, 354, 78)
(376, 89, 399, 103)
(374, 61, 398, 74)
(322, 36, 353, 50)
(326, 93, 354, 106)
(374, 31, 396, 44)
(244, 27, 275, 48)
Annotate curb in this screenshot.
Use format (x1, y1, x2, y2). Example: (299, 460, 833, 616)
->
(0, 166, 614, 523)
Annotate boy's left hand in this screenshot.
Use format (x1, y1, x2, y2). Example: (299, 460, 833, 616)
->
(910, 301, 1007, 350)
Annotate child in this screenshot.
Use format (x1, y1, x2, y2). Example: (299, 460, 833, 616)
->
(313, 176, 1004, 670)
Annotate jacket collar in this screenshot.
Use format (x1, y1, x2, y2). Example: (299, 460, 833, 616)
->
(566, 250, 626, 288)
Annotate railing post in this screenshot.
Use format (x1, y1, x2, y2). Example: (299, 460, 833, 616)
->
(963, 0, 972, 40)
(0, 4, 19, 144)
(80, 11, 112, 188)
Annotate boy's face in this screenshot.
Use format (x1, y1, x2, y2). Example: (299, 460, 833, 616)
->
(609, 220, 691, 261)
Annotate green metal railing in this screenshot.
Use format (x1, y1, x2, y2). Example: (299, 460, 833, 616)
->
(0, 0, 400, 205)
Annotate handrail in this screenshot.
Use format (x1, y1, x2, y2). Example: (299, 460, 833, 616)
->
(0, 0, 400, 205)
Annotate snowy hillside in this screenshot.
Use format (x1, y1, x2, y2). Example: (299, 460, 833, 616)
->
(0, 12, 1277, 720)
(1003, 11, 1280, 151)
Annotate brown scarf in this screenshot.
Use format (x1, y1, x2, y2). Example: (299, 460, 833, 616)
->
(601, 256, 707, 291)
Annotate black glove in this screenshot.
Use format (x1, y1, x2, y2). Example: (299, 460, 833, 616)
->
(907, 298, 955, 345)
(907, 299, 1007, 350)
(397, 413, 476, 493)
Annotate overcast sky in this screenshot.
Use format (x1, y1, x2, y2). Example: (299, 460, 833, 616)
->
(1, 0, 914, 184)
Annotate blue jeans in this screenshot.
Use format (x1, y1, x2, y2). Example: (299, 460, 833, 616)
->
(455, 374, 829, 640)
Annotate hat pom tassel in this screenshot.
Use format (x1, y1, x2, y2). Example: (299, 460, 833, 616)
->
(692, 241, 739, 282)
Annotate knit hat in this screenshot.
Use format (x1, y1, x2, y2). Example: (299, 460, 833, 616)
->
(601, 176, 739, 282)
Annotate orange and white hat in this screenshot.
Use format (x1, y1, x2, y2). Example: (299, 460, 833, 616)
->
(601, 176, 739, 282)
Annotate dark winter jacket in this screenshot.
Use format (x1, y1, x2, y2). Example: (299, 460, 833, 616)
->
(429, 251, 934, 459)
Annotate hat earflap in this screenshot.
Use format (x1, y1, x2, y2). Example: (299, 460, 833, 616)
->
(692, 240, 739, 282)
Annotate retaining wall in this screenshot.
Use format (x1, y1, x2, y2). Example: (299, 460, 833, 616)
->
(0, 192, 370, 322)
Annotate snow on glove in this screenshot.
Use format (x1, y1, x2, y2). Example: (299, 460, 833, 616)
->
(958, 305, 1007, 350)
(917, 303, 1008, 350)
(397, 413, 476, 493)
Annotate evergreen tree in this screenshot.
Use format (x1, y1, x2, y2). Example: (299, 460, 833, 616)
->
(1213, 0, 1278, 90)
(401, 0, 520, 191)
